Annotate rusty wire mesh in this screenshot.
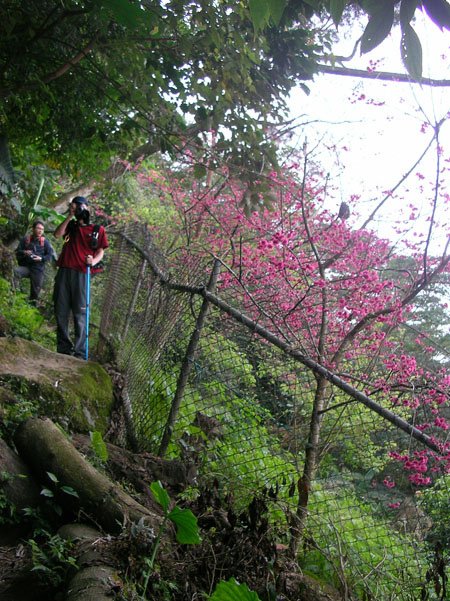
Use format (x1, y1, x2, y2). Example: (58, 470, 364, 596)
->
(97, 222, 449, 600)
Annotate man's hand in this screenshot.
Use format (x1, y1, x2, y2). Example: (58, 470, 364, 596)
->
(86, 254, 93, 266)
(31, 255, 42, 262)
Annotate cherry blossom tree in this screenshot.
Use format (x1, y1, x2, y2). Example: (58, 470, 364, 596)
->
(132, 143, 450, 550)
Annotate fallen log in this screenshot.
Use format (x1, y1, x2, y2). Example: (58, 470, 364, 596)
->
(14, 417, 162, 534)
(72, 433, 197, 496)
(58, 524, 122, 601)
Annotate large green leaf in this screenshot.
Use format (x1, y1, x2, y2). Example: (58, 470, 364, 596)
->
(422, 0, 450, 30)
(400, 0, 419, 27)
(90, 430, 109, 463)
(359, 0, 380, 15)
(267, 0, 288, 25)
(401, 24, 423, 79)
(360, 2, 395, 54)
(209, 578, 261, 601)
(330, 0, 347, 25)
(168, 506, 201, 544)
(249, 0, 270, 31)
(150, 481, 170, 513)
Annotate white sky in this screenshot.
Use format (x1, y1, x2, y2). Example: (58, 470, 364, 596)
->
(287, 11, 450, 249)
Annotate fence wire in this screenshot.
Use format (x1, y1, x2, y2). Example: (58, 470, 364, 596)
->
(98, 222, 449, 600)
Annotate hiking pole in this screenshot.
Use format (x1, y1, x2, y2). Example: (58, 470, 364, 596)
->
(85, 265, 91, 361)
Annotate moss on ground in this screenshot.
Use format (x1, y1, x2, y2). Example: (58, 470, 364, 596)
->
(0, 337, 113, 433)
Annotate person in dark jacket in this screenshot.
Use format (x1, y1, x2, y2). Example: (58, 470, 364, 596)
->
(14, 220, 54, 303)
(53, 196, 108, 358)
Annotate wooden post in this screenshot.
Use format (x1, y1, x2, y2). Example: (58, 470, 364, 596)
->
(158, 260, 220, 457)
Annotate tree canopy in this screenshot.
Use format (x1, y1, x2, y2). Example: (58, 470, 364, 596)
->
(1, 0, 449, 181)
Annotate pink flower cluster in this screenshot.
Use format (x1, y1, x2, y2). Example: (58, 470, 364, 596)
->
(133, 153, 450, 487)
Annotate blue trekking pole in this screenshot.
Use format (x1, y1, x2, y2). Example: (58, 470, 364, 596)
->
(85, 265, 91, 361)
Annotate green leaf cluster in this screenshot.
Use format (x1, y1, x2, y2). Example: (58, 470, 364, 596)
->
(150, 479, 201, 544)
(28, 532, 77, 588)
(209, 577, 262, 601)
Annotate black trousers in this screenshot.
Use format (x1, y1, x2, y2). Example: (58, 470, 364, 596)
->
(14, 266, 45, 301)
(53, 268, 88, 358)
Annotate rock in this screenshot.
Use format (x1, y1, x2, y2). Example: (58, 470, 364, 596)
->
(0, 337, 113, 433)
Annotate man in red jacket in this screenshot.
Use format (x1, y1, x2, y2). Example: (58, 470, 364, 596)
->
(54, 196, 108, 358)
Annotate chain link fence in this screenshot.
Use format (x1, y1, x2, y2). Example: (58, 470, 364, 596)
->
(97, 222, 449, 600)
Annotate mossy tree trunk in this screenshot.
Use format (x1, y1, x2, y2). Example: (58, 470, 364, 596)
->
(13, 417, 161, 534)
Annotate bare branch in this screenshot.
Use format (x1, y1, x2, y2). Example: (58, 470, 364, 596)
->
(317, 64, 450, 87)
(423, 121, 443, 278)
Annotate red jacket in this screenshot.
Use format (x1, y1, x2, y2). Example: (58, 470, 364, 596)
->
(57, 221, 108, 273)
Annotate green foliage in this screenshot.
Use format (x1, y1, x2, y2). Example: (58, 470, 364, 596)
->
(0, 472, 19, 526)
(100, 166, 178, 230)
(2, 397, 38, 429)
(0, 150, 68, 241)
(360, 1, 395, 54)
(249, 0, 287, 31)
(0, 276, 49, 341)
(150, 480, 171, 512)
(150, 480, 201, 545)
(138, 482, 200, 599)
(303, 485, 428, 599)
(0, 0, 313, 172)
(204, 394, 298, 514)
(209, 577, 262, 601)
(419, 474, 450, 552)
(198, 329, 257, 390)
(250, 0, 449, 79)
(401, 23, 423, 80)
(330, 0, 347, 25)
(40, 471, 79, 504)
(28, 532, 77, 587)
(322, 399, 390, 475)
(90, 430, 109, 464)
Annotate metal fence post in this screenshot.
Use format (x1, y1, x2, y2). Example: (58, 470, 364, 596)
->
(158, 259, 221, 457)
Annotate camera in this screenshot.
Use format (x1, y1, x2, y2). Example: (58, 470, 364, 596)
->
(75, 207, 90, 224)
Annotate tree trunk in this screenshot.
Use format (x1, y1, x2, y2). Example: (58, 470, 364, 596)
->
(289, 376, 329, 555)
(0, 437, 40, 511)
(14, 417, 161, 534)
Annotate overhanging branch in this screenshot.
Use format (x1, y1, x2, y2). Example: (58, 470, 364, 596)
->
(317, 64, 450, 87)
